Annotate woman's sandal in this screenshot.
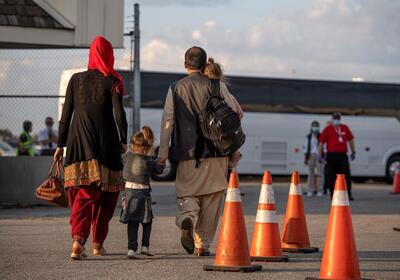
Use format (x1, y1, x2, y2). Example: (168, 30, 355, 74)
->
(70, 241, 87, 260)
(93, 243, 107, 256)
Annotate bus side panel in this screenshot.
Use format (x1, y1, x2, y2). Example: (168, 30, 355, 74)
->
(287, 135, 308, 176)
(236, 136, 262, 174)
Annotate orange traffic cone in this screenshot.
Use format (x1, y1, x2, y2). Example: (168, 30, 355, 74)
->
(203, 171, 262, 272)
(281, 171, 319, 253)
(250, 171, 289, 262)
(306, 174, 364, 280)
(390, 167, 400, 194)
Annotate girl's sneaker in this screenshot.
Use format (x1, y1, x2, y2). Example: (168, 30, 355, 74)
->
(141, 246, 154, 256)
(127, 249, 137, 259)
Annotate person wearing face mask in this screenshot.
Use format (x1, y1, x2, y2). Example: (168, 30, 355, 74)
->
(318, 113, 355, 200)
(303, 121, 323, 197)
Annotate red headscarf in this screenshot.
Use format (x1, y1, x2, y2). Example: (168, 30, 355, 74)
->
(88, 36, 125, 96)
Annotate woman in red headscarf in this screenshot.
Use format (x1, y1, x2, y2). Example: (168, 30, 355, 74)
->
(54, 36, 127, 260)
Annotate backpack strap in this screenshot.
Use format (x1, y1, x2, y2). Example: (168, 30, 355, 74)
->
(194, 80, 221, 168)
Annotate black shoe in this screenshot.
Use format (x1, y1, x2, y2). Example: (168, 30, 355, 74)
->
(349, 196, 354, 201)
(181, 218, 194, 254)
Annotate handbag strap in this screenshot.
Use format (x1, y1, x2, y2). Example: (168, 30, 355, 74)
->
(56, 160, 62, 177)
(48, 159, 63, 178)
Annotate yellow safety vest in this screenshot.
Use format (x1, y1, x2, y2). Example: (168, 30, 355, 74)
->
(17, 131, 34, 156)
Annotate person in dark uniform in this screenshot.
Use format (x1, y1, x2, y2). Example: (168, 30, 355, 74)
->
(53, 36, 128, 260)
(318, 113, 356, 200)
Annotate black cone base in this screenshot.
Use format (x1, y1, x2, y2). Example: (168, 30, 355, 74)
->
(283, 247, 319, 253)
(203, 264, 262, 272)
(306, 277, 374, 280)
(251, 255, 289, 262)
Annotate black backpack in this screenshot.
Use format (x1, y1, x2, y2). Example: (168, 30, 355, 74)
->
(198, 81, 246, 156)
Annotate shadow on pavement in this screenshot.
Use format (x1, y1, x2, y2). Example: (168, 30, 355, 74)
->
(358, 250, 400, 261)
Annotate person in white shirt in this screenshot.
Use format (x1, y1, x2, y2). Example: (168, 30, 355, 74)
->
(303, 121, 323, 197)
(38, 117, 58, 156)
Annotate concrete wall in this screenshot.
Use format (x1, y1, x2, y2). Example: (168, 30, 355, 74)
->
(0, 157, 54, 206)
(0, 157, 123, 206)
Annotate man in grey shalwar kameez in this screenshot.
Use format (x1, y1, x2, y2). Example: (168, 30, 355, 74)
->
(157, 47, 238, 256)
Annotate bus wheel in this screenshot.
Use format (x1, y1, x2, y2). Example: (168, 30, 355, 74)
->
(151, 147, 177, 181)
(386, 154, 400, 184)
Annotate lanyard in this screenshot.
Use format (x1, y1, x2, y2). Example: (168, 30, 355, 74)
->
(334, 126, 343, 143)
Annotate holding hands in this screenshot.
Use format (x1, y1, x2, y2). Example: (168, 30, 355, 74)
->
(156, 158, 167, 169)
(121, 143, 128, 153)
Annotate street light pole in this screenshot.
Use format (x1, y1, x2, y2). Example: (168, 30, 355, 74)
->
(133, 3, 141, 133)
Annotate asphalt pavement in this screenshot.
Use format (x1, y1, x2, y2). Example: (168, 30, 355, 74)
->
(0, 180, 399, 279)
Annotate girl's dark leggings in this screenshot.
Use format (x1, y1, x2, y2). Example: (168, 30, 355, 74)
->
(128, 221, 152, 251)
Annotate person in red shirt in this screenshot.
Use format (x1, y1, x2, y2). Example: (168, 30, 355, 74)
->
(318, 112, 356, 200)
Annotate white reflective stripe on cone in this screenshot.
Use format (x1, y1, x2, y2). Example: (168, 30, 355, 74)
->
(255, 210, 278, 223)
(332, 190, 350, 206)
(259, 184, 275, 204)
(226, 188, 242, 202)
(289, 183, 302, 195)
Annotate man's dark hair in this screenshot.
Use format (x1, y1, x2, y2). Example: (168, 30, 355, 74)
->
(311, 121, 319, 127)
(332, 112, 341, 120)
(184, 46, 207, 70)
(23, 120, 32, 132)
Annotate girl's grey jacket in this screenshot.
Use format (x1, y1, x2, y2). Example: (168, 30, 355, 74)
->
(122, 152, 163, 185)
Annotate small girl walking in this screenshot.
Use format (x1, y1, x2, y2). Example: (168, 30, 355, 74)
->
(120, 126, 163, 259)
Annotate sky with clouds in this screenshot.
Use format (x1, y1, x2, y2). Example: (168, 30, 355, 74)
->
(133, 0, 400, 81)
(0, 0, 399, 134)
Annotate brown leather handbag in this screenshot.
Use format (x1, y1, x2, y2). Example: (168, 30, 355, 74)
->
(35, 159, 69, 208)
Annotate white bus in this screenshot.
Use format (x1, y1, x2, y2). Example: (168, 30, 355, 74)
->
(59, 69, 400, 182)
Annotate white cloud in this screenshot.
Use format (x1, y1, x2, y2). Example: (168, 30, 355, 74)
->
(139, 0, 400, 82)
(20, 59, 33, 66)
(141, 38, 185, 71)
(0, 61, 12, 83)
(204, 20, 217, 28)
(142, 39, 170, 62)
(138, 0, 230, 7)
(191, 29, 202, 40)
(308, 0, 334, 19)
